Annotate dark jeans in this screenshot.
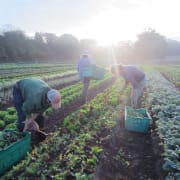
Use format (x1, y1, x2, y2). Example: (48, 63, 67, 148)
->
(82, 78, 90, 102)
(13, 84, 44, 131)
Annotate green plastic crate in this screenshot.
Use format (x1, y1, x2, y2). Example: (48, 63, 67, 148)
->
(82, 65, 106, 80)
(125, 106, 152, 133)
(0, 130, 31, 175)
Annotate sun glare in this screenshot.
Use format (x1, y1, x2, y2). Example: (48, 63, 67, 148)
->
(70, 0, 180, 46)
(70, 8, 141, 46)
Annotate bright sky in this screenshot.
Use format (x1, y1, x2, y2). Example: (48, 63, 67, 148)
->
(1, 0, 180, 45)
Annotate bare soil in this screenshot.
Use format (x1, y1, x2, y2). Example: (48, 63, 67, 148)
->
(93, 114, 166, 180)
(2, 77, 166, 179)
(43, 78, 166, 180)
(44, 77, 115, 133)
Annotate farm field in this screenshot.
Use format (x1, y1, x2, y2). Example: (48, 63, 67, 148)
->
(0, 63, 180, 180)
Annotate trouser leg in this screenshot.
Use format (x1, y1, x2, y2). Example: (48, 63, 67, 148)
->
(131, 88, 138, 108)
(82, 78, 90, 102)
(13, 84, 25, 131)
(137, 77, 146, 101)
(132, 77, 146, 108)
(31, 115, 46, 145)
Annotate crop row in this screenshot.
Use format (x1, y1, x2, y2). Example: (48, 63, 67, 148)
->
(0, 71, 79, 107)
(156, 65, 180, 89)
(0, 73, 112, 131)
(0, 63, 75, 75)
(0, 67, 77, 86)
(1, 78, 130, 179)
(146, 72, 180, 180)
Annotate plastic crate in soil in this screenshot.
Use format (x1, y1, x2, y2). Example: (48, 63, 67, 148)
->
(0, 130, 31, 175)
(125, 106, 152, 133)
(82, 65, 106, 80)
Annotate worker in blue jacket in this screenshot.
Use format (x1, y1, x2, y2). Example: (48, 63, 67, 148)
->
(111, 64, 146, 107)
(77, 51, 92, 103)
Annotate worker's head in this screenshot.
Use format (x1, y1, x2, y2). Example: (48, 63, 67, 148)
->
(47, 89, 61, 109)
(111, 64, 124, 77)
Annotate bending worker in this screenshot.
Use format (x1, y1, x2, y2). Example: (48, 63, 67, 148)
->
(77, 50, 92, 103)
(111, 64, 146, 108)
(13, 78, 61, 132)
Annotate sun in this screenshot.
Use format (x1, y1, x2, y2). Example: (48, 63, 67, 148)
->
(85, 8, 124, 46)
(71, 8, 138, 46)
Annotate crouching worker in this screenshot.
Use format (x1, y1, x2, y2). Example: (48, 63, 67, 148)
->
(111, 64, 146, 108)
(13, 78, 61, 137)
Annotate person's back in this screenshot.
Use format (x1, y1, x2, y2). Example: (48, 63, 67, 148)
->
(18, 78, 50, 115)
(77, 54, 92, 79)
(19, 78, 49, 98)
(121, 65, 145, 88)
(13, 77, 61, 132)
(111, 64, 146, 107)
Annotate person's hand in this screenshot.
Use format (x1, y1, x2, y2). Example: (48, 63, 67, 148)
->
(27, 121, 40, 131)
(119, 81, 128, 94)
(23, 115, 40, 132)
(23, 120, 40, 132)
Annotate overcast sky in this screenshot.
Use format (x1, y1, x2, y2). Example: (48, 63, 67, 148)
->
(1, 0, 180, 45)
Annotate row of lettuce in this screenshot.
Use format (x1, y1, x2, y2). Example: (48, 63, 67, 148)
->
(146, 72, 180, 180)
(1, 66, 179, 179)
(0, 63, 75, 79)
(0, 73, 112, 131)
(0, 63, 77, 107)
(1, 79, 130, 179)
(0, 70, 78, 106)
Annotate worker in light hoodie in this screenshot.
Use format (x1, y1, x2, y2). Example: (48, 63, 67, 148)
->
(111, 64, 146, 108)
(77, 50, 93, 103)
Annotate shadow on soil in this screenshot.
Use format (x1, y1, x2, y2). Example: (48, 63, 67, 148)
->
(43, 78, 166, 180)
(93, 114, 166, 180)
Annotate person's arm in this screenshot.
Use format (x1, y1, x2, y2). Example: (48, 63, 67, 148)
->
(77, 60, 80, 72)
(23, 113, 39, 132)
(120, 80, 129, 93)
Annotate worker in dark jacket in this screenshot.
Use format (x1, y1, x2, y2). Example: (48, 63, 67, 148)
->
(77, 50, 92, 103)
(13, 78, 61, 132)
(111, 64, 146, 107)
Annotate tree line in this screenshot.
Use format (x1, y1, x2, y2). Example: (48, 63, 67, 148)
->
(0, 28, 180, 64)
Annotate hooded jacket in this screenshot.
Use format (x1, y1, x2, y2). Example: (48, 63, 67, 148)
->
(121, 65, 145, 88)
(18, 78, 50, 115)
(77, 57, 92, 79)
